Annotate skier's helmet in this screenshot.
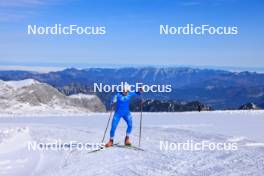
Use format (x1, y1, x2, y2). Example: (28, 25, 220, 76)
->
(123, 82, 130, 92)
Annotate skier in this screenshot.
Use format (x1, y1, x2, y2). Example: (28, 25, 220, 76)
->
(105, 83, 142, 147)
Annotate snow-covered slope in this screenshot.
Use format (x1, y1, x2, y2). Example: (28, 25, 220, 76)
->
(0, 111, 263, 176)
(0, 79, 105, 115)
(69, 94, 106, 112)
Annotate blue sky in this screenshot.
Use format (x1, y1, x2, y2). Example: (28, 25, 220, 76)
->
(0, 0, 263, 69)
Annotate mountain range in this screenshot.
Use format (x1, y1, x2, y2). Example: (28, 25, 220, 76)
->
(0, 67, 263, 109)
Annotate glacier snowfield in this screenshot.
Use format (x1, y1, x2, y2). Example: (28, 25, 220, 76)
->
(0, 111, 264, 176)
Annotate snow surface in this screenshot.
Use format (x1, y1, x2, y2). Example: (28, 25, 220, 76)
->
(69, 94, 97, 100)
(0, 111, 264, 176)
(3, 79, 39, 89)
(0, 102, 90, 117)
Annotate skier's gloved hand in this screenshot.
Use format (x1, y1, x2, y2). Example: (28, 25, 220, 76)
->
(110, 102, 116, 108)
(110, 94, 117, 108)
(135, 87, 143, 95)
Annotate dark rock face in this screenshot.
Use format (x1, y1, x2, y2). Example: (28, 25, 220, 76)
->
(239, 103, 261, 110)
(130, 99, 212, 112)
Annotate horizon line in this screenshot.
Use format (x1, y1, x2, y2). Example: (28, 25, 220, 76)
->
(0, 64, 264, 73)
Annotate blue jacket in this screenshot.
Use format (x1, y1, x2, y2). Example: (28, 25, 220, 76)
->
(111, 91, 141, 114)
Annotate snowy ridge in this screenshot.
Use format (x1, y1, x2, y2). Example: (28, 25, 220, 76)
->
(0, 79, 105, 115)
(3, 79, 39, 89)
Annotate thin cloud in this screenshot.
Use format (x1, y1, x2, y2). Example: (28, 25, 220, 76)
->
(0, 0, 69, 22)
(0, 0, 74, 7)
(0, 13, 27, 22)
(182, 1, 202, 6)
(179, 0, 239, 6)
(0, 0, 44, 7)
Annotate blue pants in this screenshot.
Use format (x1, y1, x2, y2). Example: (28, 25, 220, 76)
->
(110, 112, 132, 139)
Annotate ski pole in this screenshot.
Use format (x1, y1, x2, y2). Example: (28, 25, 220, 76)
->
(138, 96, 143, 147)
(101, 105, 114, 143)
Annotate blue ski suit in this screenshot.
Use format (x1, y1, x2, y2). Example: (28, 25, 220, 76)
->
(110, 91, 141, 139)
